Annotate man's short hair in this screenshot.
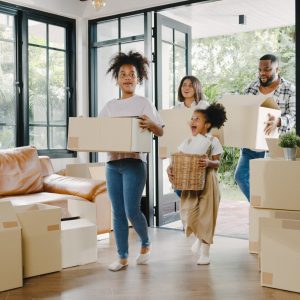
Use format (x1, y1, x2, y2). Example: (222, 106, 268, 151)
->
(260, 54, 279, 65)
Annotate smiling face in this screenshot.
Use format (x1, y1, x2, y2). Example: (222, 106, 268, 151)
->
(117, 64, 138, 98)
(190, 111, 211, 136)
(181, 79, 196, 101)
(258, 59, 278, 87)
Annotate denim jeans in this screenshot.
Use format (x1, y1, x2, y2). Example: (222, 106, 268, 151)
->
(106, 158, 150, 259)
(174, 189, 182, 197)
(234, 148, 265, 201)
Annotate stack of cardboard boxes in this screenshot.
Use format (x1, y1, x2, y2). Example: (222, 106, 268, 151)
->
(250, 158, 300, 293)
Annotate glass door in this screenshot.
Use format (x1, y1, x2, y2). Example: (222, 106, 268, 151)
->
(154, 13, 192, 226)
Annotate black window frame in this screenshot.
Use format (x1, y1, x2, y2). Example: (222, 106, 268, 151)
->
(0, 1, 76, 158)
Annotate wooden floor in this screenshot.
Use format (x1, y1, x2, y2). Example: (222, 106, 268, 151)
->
(1, 228, 300, 300)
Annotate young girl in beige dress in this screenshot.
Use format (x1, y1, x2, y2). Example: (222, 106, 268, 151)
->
(167, 103, 227, 265)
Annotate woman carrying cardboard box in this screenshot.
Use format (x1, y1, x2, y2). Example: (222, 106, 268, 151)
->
(99, 51, 164, 272)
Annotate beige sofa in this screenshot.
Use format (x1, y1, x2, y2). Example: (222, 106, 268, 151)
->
(0, 146, 111, 234)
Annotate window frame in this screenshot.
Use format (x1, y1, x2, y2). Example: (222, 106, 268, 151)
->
(0, 2, 76, 158)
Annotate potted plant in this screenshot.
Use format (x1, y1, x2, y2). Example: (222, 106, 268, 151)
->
(278, 132, 300, 160)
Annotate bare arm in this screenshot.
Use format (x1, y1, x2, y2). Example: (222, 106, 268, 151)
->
(138, 114, 164, 137)
(199, 154, 221, 170)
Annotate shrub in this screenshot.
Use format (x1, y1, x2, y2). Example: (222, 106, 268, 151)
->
(278, 132, 300, 148)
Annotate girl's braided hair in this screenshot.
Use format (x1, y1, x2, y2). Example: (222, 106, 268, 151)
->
(107, 51, 149, 84)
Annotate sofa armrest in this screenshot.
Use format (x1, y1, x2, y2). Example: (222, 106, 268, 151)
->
(43, 174, 106, 202)
(39, 156, 54, 176)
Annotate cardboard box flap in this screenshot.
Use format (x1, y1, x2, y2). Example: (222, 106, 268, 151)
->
(261, 97, 280, 110)
(221, 94, 277, 108)
(0, 202, 21, 230)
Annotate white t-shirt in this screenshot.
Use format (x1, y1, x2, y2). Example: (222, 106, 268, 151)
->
(174, 100, 209, 110)
(178, 134, 223, 156)
(99, 95, 163, 162)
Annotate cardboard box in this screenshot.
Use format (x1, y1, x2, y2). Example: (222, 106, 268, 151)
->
(249, 207, 300, 254)
(266, 137, 300, 159)
(158, 108, 223, 158)
(67, 117, 151, 152)
(0, 202, 22, 292)
(260, 218, 300, 293)
(15, 204, 61, 278)
(219, 95, 280, 150)
(61, 218, 97, 268)
(250, 158, 300, 210)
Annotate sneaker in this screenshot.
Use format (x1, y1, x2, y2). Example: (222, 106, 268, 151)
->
(191, 238, 202, 255)
(197, 243, 210, 265)
(108, 261, 128, 272)
(136, 250, 151, 265)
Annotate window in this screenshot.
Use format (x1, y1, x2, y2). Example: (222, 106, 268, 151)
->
(0, 3, 76, 158)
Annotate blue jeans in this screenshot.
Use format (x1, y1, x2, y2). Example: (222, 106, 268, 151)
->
(106, 158, 150, 259)
(234, 148, 265, 201)
(174, 189, 182, 197)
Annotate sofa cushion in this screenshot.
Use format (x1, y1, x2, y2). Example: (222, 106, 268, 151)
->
(0, 146, 43, 197)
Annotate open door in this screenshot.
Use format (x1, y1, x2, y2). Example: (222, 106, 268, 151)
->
(154, 13, 192, 226)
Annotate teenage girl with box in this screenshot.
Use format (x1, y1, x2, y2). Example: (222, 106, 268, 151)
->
(99, 51, 164, 271)
(167, 103, 227, 265)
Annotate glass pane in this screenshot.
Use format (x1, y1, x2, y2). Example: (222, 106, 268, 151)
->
(0, 13, 14, 40)
(49, 50, 66, 125)
(49, 25, 65, 49)
(28, 46, 47, 124)
(28, 20, 46, 46)
(175, 30, 185, 47)
(162, 26, 173, 43)
(97, 20, 118, 42)
(0, 41, 16, 125)
(175, 46, 186, 96)
(162, 42, 174, 109)
(50, 127, 66, 149)
(163, 158, 173, 195)
(97, 45, 119, 113)
(29, 126, 47, 149)
(121, 15, 144, 38)
(121, 41, 145, 97)
(0, 125, 15, 149)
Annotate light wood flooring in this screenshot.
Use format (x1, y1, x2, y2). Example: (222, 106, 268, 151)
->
(1, 228, 300, 300)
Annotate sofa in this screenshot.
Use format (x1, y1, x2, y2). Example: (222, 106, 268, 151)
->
(0, 146, 111, 234)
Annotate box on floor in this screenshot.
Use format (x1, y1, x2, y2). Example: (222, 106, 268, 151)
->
(250, 158, 300, 211)
(61, 218, 97, 268)
(249, 207, 300, 254)
(0, 202, 22, 292)
(14, 203, 61, 278)
(67, 117, 151, 152)
(260, 217, 300, 293)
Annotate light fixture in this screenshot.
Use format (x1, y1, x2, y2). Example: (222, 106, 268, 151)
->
(92, 0, 106, 10)
(238, 14, 246, 25)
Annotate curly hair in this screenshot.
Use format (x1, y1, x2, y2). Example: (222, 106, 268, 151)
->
(195, 103, 227, 132)
(177, 75, 204, 103)
(107, 51, 149, 84)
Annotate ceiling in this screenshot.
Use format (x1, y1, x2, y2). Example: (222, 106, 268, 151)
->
(160, 0, 295, 39)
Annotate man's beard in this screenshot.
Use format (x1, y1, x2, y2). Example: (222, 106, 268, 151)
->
(259, 73, 275, 87)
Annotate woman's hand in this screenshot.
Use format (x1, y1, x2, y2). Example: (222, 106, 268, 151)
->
(199, 154, 209, 169)
(167, 165, 174, 183)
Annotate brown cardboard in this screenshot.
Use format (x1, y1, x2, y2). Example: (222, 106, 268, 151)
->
(15, 204, 62, 278)
(260, 218, 300, 293)
(250, 158, 300, 210)
(0, 202, 23, 292)
(158, 108, 223, 158)
(266, 137, 300, 158)
(219, 95, 280, 150)
(67, 117, 151, 152)
(249, 207, 300, 254)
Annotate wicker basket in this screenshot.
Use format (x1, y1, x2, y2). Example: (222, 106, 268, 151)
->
(171, 152, 206, 191)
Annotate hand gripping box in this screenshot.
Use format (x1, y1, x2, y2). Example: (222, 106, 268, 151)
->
(158, 108, 223, 158)
(250, 158, 300, 211)
(61, 218, 97, 268)
(249, 207, 300, 254)
(260, 218, 300, 293)
(0, 202, 22, 292)
(67, 117, 151, 152)
(15, 203, 61, 278)
(219, 95, 280, 150)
